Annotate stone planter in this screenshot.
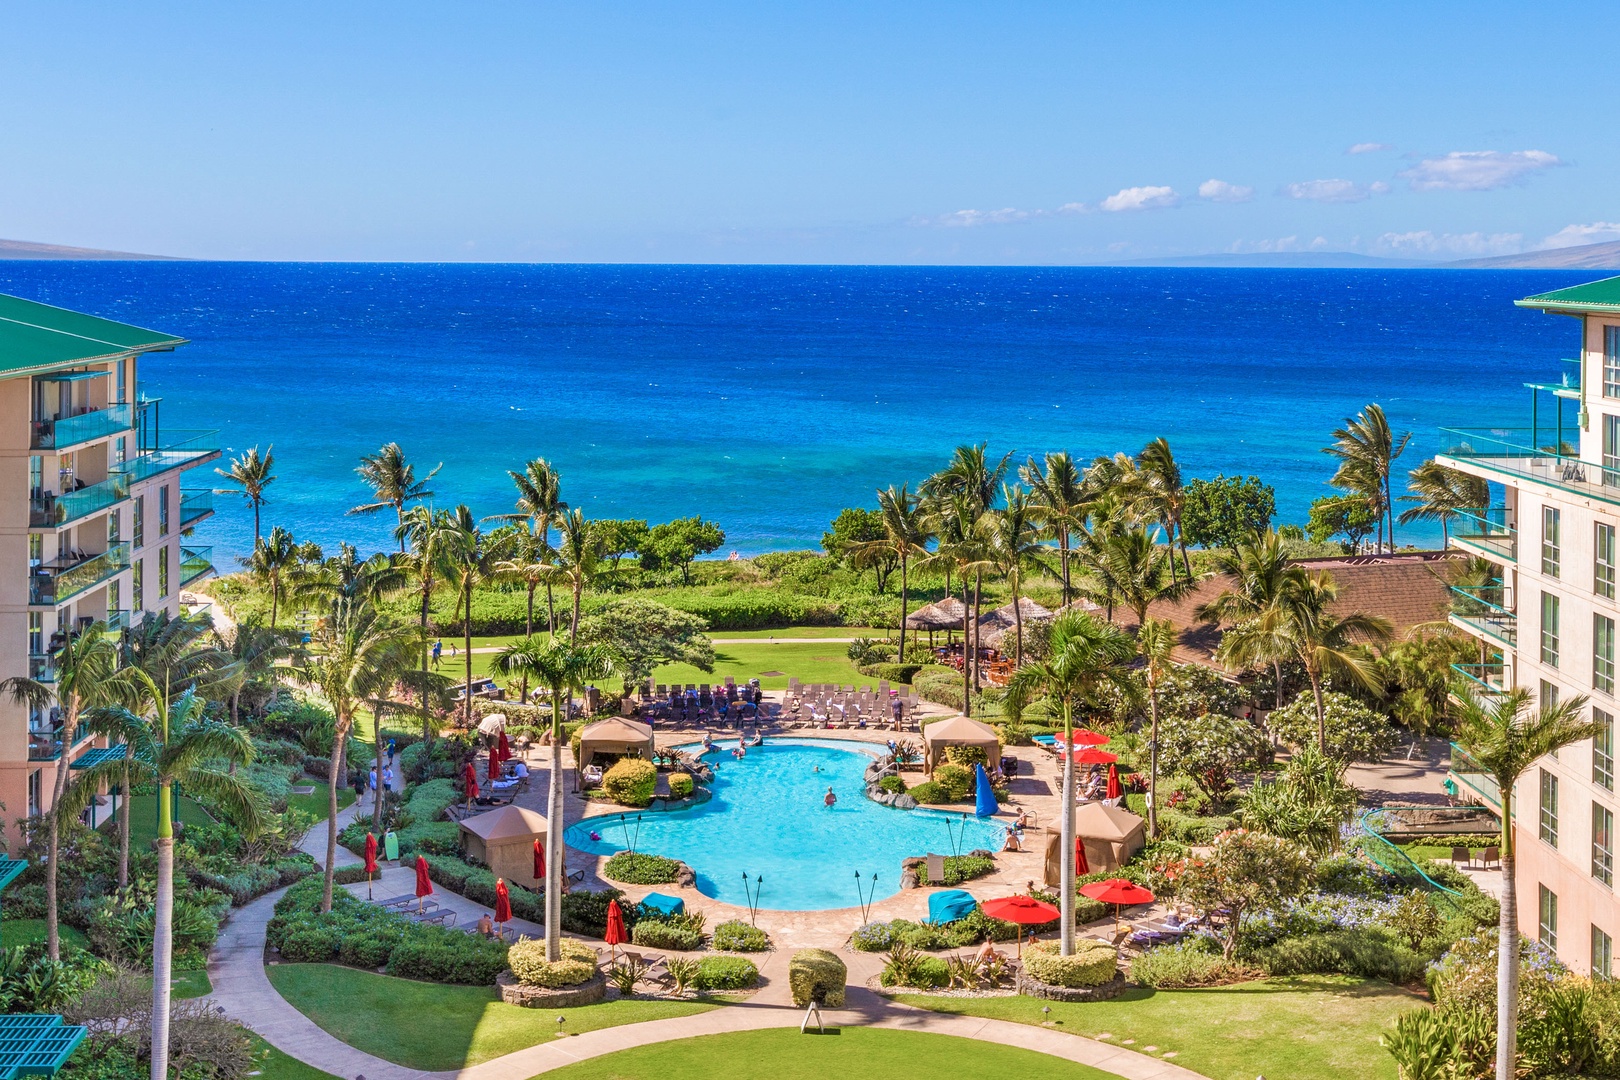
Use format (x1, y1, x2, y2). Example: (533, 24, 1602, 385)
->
(1015, 971, 1127, 1002)
(496, 969, 607, 1008)
(864, 782, 918, 810)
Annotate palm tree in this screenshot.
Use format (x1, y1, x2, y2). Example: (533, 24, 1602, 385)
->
(397, 506, 458, 744)
(1086, 526, 1190, 628)
(925, 445, 1013, 688)
(554, 510, 603, 643)
(1021, 452, 1087, 605)
(849, 485, 932, 661)
(988, 485, 1046, 664)
(296, 597, 420, 911)
(294, 543, 409, 606)
(242, 526, 298, 628)
(496, 527, 554, 638)
(503, 642, 614, 962)
(1004, 612, 1137, 953)
(494, 459, 566, 634)
(1324, 403, 1412, 553)
(218, 621, 293, 727)
(926, 493, 996, 710)
(1136, 437, 1192, 580)
(214, 445, 275, 546)
(493, 635, 546, 712)
(350, 442, 443, 550)
(1450, 688, 1600, 1080)
(1398, 459, 1490, 544)
(1196, 528, 1293, 709)
(1137, 616, 1177, 840)
(81, 705, 150, 890)
(445, 506, 514, 715)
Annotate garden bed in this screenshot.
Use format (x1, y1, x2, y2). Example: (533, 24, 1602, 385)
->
(1015, 971, 1128, 1002)
(497, 969, 607, 1008)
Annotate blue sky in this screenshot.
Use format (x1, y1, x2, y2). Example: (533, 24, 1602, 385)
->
(1, 1, 1615, 263)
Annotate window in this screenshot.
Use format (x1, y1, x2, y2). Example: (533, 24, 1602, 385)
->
(1542, 679, 1560, 713)
(132, 559, 143, 613)
(132, 496, 144, 548)
(28, 455, 41, 496)
(112, 436, 125, 467)
(1608, 326, 1620, 399)
(28, 534, 41, 569)
(1596, 926, 1615, 979)
(1597, 615, 1616, 694)
(1544, 506, 1562, 577)
(115, 357, 126, 404)
(159, 484, 170, 537)
(158, 546, 169, 599)
(1607, 415, 1620, 487)
(1541, 768, 1560, 846)
(27, 771, 40, 819)
(1599, 708, 1616, 792)
(1599, 524, 1617, 600)
(28, 612, 41, 655)
(1595, 802, 1615, 887)
(1543, 592, 1562, 666)
(1540, 884, 1559, 950)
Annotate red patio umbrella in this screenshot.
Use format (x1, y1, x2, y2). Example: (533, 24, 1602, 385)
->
(494, 878, 512, 926)
(363, 833, 379, 899)
(1079, 878, 1156, 931)
(1055, 730, 1110, 746)
(463, 762, 479, 802)
(604, 898, 627, 961)
(533, 838, 546, 882)
(980, 895, 1061, 958)
(1106, 764, 1121, 800)
(497, 732, 513, 762)
(413, 855, 434, 912)
(1068, 748, 1118, 765)
(1074, 833, 1090, 876)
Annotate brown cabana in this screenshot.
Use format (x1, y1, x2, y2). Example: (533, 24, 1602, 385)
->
(458, 804, 548, 889)
(904, 597, 968, 630)
(995, 597, 1053, 622)
(1041, 802, 1147, 883)
(576, 716, 654, 784)
(922, 714, 1002, 775)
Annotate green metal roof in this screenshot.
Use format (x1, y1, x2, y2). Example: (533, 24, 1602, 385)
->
(0, 1015, 88, 1079)
(0, 293, 186, 379)
(0, 856, 26, 893)
(69, 746, 127, 770)
(1516, 275, 1620, 315)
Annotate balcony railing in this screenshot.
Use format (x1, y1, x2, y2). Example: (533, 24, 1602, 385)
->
(179, 489, 213, 528)
(1451, 661, 1508, 696)
(104, 609, 132, 632)
(180, 546, 214, 587)
(118, 431, 221, 485)
(1448, 742, 1503, 810)
(28, 653, 57, 683)
(1450, 610, 1519, 649)
(31, 403, 135, 450)
(30, 543, 130, 606)
(28, 721, 92, 762)
(30, 472, 133, 528)
(1449, 507, 1516, 563)
(1438, 427, 1620, 508)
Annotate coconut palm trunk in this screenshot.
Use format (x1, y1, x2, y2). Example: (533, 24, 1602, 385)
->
(1147, 688, 1161, 839)
(546, 678, 566, 962)
(322, 715, 348, 912)
(1059, 700, 1076, 954)
(42, 738, 74, 959)
(118, 754, 132, 889)
(1059, 527, 1072, 605)
(372, 711, 386, 832)
(897, 552, 910, 661)
(150, 781, 175, 1080)
(1496, 781, 1519, 1080)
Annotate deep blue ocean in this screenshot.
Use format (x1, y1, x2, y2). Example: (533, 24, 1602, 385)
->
(0, 263, 1596, 564)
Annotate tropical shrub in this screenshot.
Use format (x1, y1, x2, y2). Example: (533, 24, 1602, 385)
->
(857, 663, 924, 684)
(905, 781, 948, 804)
(1268, 691, 1399, 765)
(1236, 743, 1359, 854)
(560, 888, 641, 937)
(943, 745, 989, 769)
(877, 774, 906, 795)
(602, 851, 682, 885)
(932, 764, 973, 801)
(507, 937, 598, 988)
(711, 920, 770, 952)
(630, 920, 703, 951)
(913, 854, 996, 887)
(851, 921, 895, 951)
(879, 945, 949, 989)
(1153, 829, 1314, 958)
(1129, 938, 1255, 988)
(602, 759, 658, 807)
(668, 773, 694, 799)
(789, 948, 846, 1007)
(693, 955, 759, 990)
(1022, 939, 1118, 988)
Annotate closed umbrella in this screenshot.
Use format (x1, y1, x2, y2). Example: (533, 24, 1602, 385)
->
(477, 713, 507, 736)
(979, 895, 1060, 958)
(463, 762, 479, 803)
(497, 732, 513, 762)
(973, 763, 997, 818)
(494, 878, 512, 927)
(364, 833, 379, 899)
(1079, 878, 1155, 932)
(413, 855, 434, 912)
(1074, 834, 1090, 876)
(604, 898, 627, 961)
(488, 753, 501, 782)
(533, 838, 546, 881)
(1106, 764, 1122, 800)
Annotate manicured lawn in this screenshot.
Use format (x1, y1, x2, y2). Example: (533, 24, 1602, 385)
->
(101, 794, 216, 851)
(897, 975, 1422, 1080)
(655, 641, 868, 689)
(251, 1037, 341, 1080)
(288, 781, 355, 821)
(265, 962, 720, 1070)
(173, 969, 212, 999)
(0, 918, 89, 951)
(543, 1029, 1118, 1080)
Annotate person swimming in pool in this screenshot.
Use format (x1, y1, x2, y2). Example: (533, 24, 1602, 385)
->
(824, 787, 837, 807)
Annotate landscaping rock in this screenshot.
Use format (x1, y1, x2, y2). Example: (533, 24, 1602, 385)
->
(496, 969, 607, 1008)
(899, 868, 918, 890)
(674, 860, 697, 887)
(1016, 971, 1127, 1002)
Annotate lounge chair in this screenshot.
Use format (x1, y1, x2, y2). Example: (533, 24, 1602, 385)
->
(374, 893, 421, 909)
(1480, 846, 1501, 870)
(414, 909, 457, 927)
(1451, 846, 1473, 869)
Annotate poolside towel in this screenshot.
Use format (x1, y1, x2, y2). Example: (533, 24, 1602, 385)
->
(927, 889, 978, 926)
(640, 892, 685, 916)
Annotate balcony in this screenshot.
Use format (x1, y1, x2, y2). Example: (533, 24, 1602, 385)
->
(30, 473, 132, 528)
(104, 609, 133, 632)
(179, 489, 213, 529)
(180, 546, 214, 588)
(30, 543, 130, 606)
(120, 430, 221, 485)
(1438, 427, 1620, 509)
(1447, 742, 1502, 811)
(1448, 581, 1517, 649)
(28, 653, 57, 683)
(1451, 661, 1508, 696)
(30, 403, 135, 451)
(28, 721, 92, 762)
(1449, 507, 1516, 564)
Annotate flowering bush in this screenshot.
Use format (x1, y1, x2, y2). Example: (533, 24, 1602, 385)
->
(1429, 930, 1566, 1015)
(850, 922, 895, 951)
(1154, 829, 1313, 958)
(507, 937, 598, 988)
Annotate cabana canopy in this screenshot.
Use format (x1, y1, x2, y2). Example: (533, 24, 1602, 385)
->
(576, 716, 654, 774)
(1041, 802, 1147, 882)
(996, 597, 1053, 621)
(904, 597, 968, 630)
(922, 714, 1002, 774)
(458, 804, 549, 888)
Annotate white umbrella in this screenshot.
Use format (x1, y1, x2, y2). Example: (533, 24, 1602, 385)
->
(477, 713, 507, 736)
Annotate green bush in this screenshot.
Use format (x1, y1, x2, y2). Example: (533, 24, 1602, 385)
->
(630, 920, 703, 951)
(914, 672, 966, 712)
(561, 888, 641, 937)
(880, 954, 950, 989)
(711, 920, 771, 952)
(934, 764, 974, 801)
(386, 929, 509, 984)
(906, 781, 948, 804)
(1130, 939, 1249, 988)
(851, 922, 895, 951)
(856, 663, 924, 684)
(602, 851, 682, 885)
(419, 854, 545, 923)
(693, 955, 759, 990)
(877, 775, 906, 795)
(602, 759, 658, 807)
(506, 937, 598, 987)
(943, 745, 990, 769)
(340, 778, 462, 860)
(1250, 928, 1429, 984)
(668, 773, 694, 799)
(914, 855, 997, 887)
(789, 948, 847, 1007)
(1022, 940, 1119, 988)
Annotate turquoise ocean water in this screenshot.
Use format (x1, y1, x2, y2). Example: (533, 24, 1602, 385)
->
(0, 263, 1593, 563)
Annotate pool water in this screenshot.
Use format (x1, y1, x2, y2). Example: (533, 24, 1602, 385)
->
(564, 739, 1006, 910)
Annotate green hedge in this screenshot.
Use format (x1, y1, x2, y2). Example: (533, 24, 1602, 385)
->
(630, 920, 703, 951)
(913, 854, 997, 887)
(340, 778, 462, 861)
(789, 948, 846, 1007)
(602, 851, 682, 885)
(602, 760, 658, 807)
(1023, 940, 1118, 988)
(693, 955, 758, 990)
(560, 888, 642, 937)
(418, 854, 544, 923)
(711, 920, 770, 952)
(856, 663, 924, 684)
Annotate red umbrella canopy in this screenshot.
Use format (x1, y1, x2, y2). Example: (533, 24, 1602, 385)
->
(414, 855, 434, 899)
(1106, 764, 1122, 799)
(1055, 730, 1110, 746)
(494, 878, 512, 923)
(533, 838, 546, 880)
(488, 753, 501, 781)
(364, 833, 379, 874)
(604, 899, 627, 946)
(1068, 748, 1118, 764)
(980, 895, 1060, 925)
(497, 733, 513, 762)
(1079, 879, 1155, 906)
(1074, 834, 1090, 875)
(463, 762, 480, 801)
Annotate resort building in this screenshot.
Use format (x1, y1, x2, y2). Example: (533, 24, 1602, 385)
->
(1440, 275, 1620, 978)
(0, 294, 216, 848)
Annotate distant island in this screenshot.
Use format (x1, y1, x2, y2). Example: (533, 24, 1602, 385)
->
(0, 237, 184, 260)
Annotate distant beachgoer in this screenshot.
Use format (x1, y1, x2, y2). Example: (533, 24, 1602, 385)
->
(387, 738, 397, 765)
(813, 764, 821, 773)
(431, 640, 442, 668)
(1002, 826, 1021, 852)
(350, 769, 365, 802)
(1014, 807, 1030, 829)
(382, 767, 394, 793)
(368, 767, 378, 792)
(824, 787, 837, 808)
(477, 913, 494, 937)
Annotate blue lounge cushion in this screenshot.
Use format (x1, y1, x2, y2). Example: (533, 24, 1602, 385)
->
(640, 891, 685, 916)
(927, 888, 978, 925)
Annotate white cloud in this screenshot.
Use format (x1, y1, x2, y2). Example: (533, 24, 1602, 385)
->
(1540, 222, 1620, 249)
(1056, 202, 1092, 215)
(1198, 179, 1254, 203)
(1278, 178, 1379, 204)
(1347, 142, 1393, 154)
(1225, 235, 1330, 254)
(1372, 230, 1524, 256)
(1100, 185, 1180, 212)
(923, 208, 1036, 227)
(1399, 150, 1562, 192)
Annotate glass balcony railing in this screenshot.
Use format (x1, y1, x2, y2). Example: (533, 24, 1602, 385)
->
(104, 609, 132, 632)
(31, 403, 135, 450)
(28, 653, 57, 683)
(31, 473, 132, 527)
(118, 431, 220, 485)
(1438, 428, 1620, 508)
(28, 721, 92, 762)
(1448, 742, 1502, 810)
(1451, 661, 1508, 696)
(1450, 610, 1518, 649)
(30, 543, 131, 606)
(1449, 507, 1516, 563)
(180, 546, 214, 587)
(179, 489, 213, 528)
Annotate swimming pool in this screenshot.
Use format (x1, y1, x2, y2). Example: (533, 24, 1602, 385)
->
(564, 738, 1005, 910)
